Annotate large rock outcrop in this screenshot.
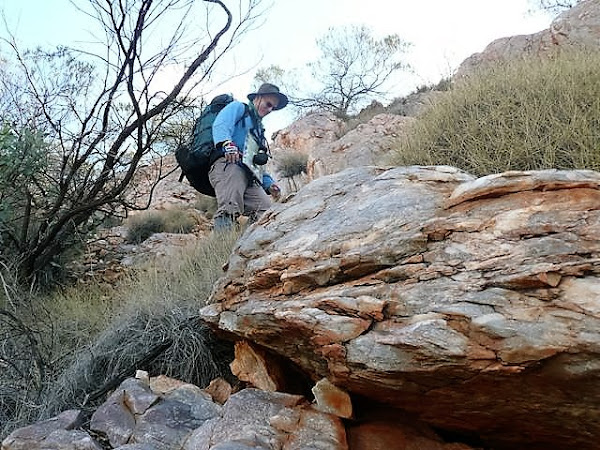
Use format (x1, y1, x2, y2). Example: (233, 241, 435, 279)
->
(456, 0, 600, 77)
(200, 165, 600, 449)
(304, 114, 415, 181)
(269, 108, 419, 191)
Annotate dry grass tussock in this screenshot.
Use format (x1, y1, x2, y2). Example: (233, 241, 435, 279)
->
(0, 229, 241, 438)
(275, 150, 308, 179)
(389, 49, 600, 176)
(125, 207, 199, 243)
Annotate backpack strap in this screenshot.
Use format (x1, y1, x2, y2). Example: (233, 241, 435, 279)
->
(236, 103, 250, 127)
(245, 104, 267, 149)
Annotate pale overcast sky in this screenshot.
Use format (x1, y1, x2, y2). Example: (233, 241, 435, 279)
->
(260, 0, 551, 82)
(1, 0, 556, 133)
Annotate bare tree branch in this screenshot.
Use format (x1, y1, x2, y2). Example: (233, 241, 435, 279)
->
(0, 0, 267, 280)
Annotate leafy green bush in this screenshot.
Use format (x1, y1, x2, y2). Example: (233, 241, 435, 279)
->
(125, 208, 197, 243)
(0, 126, 49, 272)
(389, 50, 600, 176)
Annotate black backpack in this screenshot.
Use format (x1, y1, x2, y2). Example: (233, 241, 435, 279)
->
(175, 94, 247, 196)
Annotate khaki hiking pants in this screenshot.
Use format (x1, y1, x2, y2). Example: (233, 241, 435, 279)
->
(209, 157, 271, 223)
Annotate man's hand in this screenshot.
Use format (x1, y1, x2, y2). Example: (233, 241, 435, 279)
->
(222, 140, 241, 164)
(269, 184, 281, 199)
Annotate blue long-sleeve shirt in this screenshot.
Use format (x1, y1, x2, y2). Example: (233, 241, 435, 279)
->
(212, 101, 253, 150)
(212, 100, 275, 190)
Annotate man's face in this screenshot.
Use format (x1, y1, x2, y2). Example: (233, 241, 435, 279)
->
(254, 94, 280, 117)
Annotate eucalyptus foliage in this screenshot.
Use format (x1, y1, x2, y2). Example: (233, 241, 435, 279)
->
(306, 25, 411, 116)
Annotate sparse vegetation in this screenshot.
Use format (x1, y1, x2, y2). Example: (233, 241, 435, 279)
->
(275, 151, 309, 192)
(337, 100, 387, 136)
(0, 280, 120, 435)
(1, 229, 241, 438)
(414, 77, 452, 93)
(275, 151, 309, 178)
(259, 25, 412, 117)
(3, 9, 600, 442)
(125, 208, 198, 243)
(0, 0, 267, 283)
(389, 50, 600, 176)
(194, 194, 218, 218)
(530, 0, 578, 14)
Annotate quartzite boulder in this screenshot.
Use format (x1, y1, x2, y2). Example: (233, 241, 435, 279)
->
(455, 0, 600, 77)
(200, 165, 600, 449)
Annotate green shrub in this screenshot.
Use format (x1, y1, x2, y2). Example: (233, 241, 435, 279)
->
(389, 50, 600, 176)
(161, 208, 198, 234)
(125, 208, 197, 243)
(338, 101, 388, 136)
(414, 77, 452, 94)
(126, 212, 164, 243)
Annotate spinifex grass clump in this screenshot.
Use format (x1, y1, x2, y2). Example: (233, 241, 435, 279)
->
(36, 230, 241, 419)
(126, 208, 198, 243)
(39, 307, 234, 419)
(1, 229, 241, 437)
(275, 150, 308, 178)
(390, 50, 600, 176)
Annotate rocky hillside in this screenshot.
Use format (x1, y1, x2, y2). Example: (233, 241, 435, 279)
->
(4, 2, 600, 449)
(455, 0, 600, 76)
(201, 165, 600, 449)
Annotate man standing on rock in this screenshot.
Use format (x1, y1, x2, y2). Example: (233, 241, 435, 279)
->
(209, 83, 289, 231)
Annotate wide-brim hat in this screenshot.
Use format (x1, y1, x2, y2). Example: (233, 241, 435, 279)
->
(247, 83, 288, 110)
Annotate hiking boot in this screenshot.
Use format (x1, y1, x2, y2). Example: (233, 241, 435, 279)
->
(213, 214, 235, 231)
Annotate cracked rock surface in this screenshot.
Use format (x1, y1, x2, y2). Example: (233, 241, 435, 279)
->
(201, 165, 600, 449)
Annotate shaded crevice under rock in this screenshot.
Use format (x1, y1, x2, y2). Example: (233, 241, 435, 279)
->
(337, 360, 600, 449)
